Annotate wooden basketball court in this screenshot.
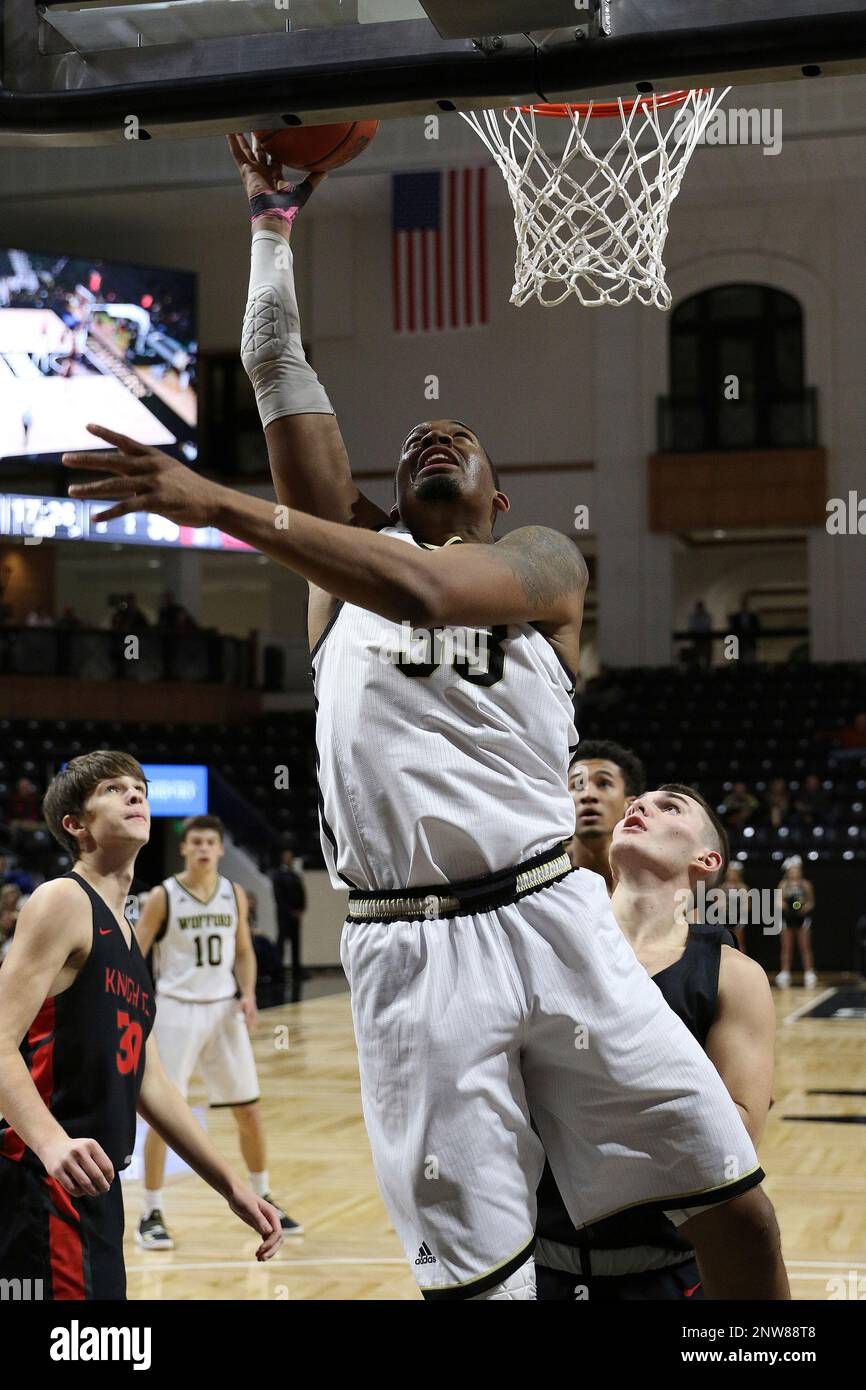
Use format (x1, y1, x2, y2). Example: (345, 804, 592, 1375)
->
(123, 982, 866, 1301)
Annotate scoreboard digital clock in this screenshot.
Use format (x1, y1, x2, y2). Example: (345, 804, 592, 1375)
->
(0, 492, 253, 552)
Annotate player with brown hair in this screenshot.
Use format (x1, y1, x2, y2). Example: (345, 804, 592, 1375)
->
(0, 753, 282, 1299)
(135, 813, 301, 1249)
(537, 781, 777, 1299)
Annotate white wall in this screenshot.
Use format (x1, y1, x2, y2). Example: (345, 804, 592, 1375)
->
(302, 871, 349, 967)
(674, 543, 807, 632)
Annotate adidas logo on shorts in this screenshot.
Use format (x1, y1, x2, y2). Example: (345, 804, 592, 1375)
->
(415, 1242, 437, 1266)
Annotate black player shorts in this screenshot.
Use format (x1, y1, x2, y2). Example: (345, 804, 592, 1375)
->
(536, 1255, 705, 1301)
(0, 1156, 126, 1299)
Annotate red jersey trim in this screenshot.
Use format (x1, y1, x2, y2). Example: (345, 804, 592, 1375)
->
(44, 1176, 86, 1300)
(0, 997, 56, 1162)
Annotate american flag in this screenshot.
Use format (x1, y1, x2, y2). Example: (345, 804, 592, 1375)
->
(391, 169, 488, 334)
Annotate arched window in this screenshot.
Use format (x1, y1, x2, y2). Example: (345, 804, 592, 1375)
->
(661, 284, 816, 451)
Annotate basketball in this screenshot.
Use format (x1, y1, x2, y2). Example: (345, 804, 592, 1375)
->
(252, 121, 380, 173)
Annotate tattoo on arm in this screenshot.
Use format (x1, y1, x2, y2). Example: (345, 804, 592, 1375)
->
(496, 527, 588, 611)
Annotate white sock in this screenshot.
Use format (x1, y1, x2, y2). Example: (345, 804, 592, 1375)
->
(143, 1189, 163, 1217)
(249, 1170, 269, 1198)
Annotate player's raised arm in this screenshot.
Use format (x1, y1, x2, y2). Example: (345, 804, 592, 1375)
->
(229, 134, 388, 531)
(65, 440, 586, 663)
(427, 523, 587, 632)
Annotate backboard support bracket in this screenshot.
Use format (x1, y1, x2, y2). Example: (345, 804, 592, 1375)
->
(2, 0, 866, 145)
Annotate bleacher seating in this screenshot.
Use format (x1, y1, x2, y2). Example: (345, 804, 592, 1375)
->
(1, 661, 865, 880)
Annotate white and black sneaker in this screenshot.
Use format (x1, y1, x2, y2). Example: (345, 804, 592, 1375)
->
(136, 1209, 175, 1250)
(265, 1196, 304, 1236)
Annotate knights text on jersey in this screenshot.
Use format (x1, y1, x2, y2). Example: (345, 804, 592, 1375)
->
(153, 875, 239, 1003)
(312, 526, 578, 891)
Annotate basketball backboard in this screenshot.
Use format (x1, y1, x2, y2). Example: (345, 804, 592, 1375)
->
(2, 0, 866, 145)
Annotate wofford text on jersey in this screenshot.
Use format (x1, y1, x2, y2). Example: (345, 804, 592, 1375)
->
(176, 912, 233, 930)
(104, 965, 153, 1017)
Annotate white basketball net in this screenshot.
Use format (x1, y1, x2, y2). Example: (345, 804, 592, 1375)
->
(462, 89, 729, 310)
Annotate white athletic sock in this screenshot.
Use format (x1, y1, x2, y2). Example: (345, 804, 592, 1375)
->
(249, 1170, 269, 1198)
(143, 1190, 163, 1217)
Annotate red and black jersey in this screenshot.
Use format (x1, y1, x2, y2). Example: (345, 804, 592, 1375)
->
(0, 871, 155, 1175)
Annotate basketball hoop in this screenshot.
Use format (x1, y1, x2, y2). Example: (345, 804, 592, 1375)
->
(462, 88, 729, 311)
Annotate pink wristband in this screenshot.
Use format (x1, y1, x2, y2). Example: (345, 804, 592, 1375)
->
(251, 205, 303, 229)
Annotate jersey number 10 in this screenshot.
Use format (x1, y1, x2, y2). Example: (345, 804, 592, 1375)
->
(193, 934, 224, 967)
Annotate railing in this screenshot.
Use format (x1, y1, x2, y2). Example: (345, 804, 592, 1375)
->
(0, 626, 255, 687)
(673, 626, 809, 664)
(657, 387, 818, 453)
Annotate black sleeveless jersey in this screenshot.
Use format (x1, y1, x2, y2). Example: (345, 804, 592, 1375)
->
(536, 924, 732, 1259)
(0, 872, 155, 1174)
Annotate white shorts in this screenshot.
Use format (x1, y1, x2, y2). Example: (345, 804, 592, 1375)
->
(154, 995, 259, 1107)
(341, 867, 763, 1299)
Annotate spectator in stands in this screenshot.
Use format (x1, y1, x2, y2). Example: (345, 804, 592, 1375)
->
(721, 780, 759, 829)
(837, 711, 866, 751)
(57, 605, 83, 629)
(157, 590, 197, 632)
(0, 883, 20, 912)
(765, 777, 792, 829)
(0, 854, 34, 897)
(9, 778, 41, 828)
(270, 846, 307, 1002)
(687, 599, 713, 668)
(0, 882, 20, 963)
(729, 595, 761, 663)
(157, 590, 183, 628)
(793, 774, 831, 829)
(775, 855, 817, 989)
(0, 882, 19, 915)
(0, 910, 16, 964)
(721, 861, 749, 954)
(111, 592, 150, 633)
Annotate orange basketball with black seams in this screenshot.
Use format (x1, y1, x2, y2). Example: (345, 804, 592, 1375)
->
(252, 121, 380, 173)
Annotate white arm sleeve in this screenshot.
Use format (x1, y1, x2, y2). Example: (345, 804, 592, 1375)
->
(240, 229, 333, 428)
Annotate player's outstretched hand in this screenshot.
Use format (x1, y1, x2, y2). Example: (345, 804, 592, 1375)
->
(228, 1186, 284, 1261)
(227, 133, 325, 232)
(40, 1136, 115, 1197)
(64, 425, 222, 527)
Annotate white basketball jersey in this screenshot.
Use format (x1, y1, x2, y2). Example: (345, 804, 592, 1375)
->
(312, 526, 578, 891)
(154, 874, 239, 1003)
